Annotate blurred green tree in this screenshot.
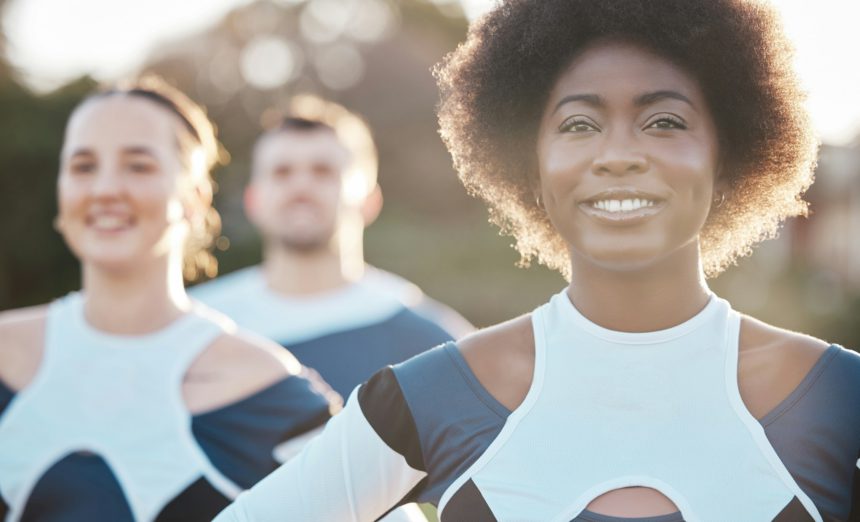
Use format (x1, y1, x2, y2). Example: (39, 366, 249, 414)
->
(0, 0, 95, 308)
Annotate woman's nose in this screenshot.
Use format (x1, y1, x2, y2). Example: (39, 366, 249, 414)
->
(591, 130, 648, 176)
(90, 169, 125, 198)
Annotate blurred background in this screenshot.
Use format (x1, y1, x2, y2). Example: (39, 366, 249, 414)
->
(0, 0, 858, 347)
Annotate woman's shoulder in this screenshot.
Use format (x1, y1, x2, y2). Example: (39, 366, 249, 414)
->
(184, 329, 314, 415)
(454, 314, 535, 412)
(368, 316, 535, 422)
(736, 314, 851, 419)
(355, 325, 522, 504)
(0, 304, 49, 392)
(738, 314, 830, 363)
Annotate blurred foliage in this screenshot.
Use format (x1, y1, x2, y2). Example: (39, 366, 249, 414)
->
(0, 0, 857, 351)
(365, 204, 566, 327)
(711, 253, 860, 349)
(0, 40, 95, 307)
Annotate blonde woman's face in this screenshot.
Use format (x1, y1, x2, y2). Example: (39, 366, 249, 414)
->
(536, 41, 721, 274)
(57, 96, 190, 274)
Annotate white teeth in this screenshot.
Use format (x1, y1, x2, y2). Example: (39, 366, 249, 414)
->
(590, 198, 656, 213)
(90, 215, 130, 229)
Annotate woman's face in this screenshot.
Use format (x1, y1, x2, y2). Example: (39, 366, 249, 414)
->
(536, 41, 721, 274)
(57, 96, 190, 274)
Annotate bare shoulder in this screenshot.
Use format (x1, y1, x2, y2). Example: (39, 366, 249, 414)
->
(737, 314, 831, 419)
(184, 330, 302, 414)
(0, 305, 49, 391)
(738, 314, 830, 370)
(458, 314, 534, 411)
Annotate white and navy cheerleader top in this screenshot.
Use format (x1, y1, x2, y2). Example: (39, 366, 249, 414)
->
(0, 292, 334, 522)
(215, 289, 860, 522)
(190, 266, 457, 398)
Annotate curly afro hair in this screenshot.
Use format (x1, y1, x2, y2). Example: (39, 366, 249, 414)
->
(435, 0, 817, 279)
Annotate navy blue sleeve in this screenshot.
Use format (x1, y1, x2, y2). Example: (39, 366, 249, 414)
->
(286, 308, 454, 398)
(0, 379, 12, 417)
(192, 371, 334, 489)
(0, 379, 12, 518)
(391, 343, 508, 505)
(850, 465, 860, 522)
(763, 346, 860, 520)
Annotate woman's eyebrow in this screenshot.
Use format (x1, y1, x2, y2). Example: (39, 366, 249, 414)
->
(68, 148, 95, 159)
(552, 90, 694, 115)
(634, 90, 694, 108)
(122, 146, 158, 158)
(552, 94, 603, 114)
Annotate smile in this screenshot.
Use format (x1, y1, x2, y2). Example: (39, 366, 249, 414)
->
(86, 214, 134, 231)
(578, 195, 667, 225)
(589, 198, 657, 213)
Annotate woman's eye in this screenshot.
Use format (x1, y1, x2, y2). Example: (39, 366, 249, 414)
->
(559, 117, 599, 133)
(646, 115, 687, 130)
(69, 162, 96, 174)
(312, 164, 336, 179)
(128, 162, 157, 174)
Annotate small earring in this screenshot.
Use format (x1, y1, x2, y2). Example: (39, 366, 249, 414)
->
(536, 193, 545, 210)
(713, 191, 725, 208)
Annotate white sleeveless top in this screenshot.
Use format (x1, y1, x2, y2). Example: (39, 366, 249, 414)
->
(0, 293, 242, 522)
(438, 290, 822, 521)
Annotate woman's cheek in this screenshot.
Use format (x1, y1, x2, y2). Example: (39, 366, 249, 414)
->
(540, 145, 588, 200)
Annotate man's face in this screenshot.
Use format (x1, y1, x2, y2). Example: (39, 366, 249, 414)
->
(247, 129, 353, 252)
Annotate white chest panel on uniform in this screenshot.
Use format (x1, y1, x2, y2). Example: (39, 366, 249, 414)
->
(0, 293, 241, 522)
(438, 291, 821, 522)
(189, 266, 410, 345)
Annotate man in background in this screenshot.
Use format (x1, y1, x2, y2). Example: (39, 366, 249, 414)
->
(192, 94, 471, 399)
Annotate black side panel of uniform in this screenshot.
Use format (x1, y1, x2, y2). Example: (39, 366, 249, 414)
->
(21, 453, 135, 522)
(442, 479, 498, 522)
(849, 460, 860, 522)
(155, 477, 231, 522)
(358, 366, 426, 471)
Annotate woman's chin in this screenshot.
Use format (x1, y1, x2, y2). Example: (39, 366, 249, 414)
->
(77, 250, 156, 276)
(574, 246, 668, 275)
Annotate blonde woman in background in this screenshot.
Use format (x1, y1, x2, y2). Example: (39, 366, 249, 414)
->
(0, 78, 337, 521)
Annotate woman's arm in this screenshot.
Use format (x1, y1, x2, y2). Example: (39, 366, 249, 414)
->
(0, 306, 47, 392)
(214, 376, 428, 522)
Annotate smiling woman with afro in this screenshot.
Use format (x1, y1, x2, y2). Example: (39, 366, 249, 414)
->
(436, 0, 817, 279)
(212, 2, 860, 521)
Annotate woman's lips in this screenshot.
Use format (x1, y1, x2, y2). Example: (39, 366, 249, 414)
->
(86, 214, 134, 232)
(578, 198, 667, 225)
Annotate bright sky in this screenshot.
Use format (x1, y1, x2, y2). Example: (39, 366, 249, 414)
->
(4, 0, 859, 145)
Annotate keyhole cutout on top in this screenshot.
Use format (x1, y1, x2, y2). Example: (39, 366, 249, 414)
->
(586, 487, 679, 517)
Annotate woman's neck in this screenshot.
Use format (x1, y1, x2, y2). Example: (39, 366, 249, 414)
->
(80, 257, 190, 335)
(567, 243, 711, 333)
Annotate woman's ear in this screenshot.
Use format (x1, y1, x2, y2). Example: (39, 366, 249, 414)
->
(361, 184, 383, 226)
(243, 184, 257, 221)
(180, 178, 214, 231)
(530, 171, 545, 211)
(711, 174, 730, 211)
(709, 152, 731, 208)
(183, 178, 213, 224)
